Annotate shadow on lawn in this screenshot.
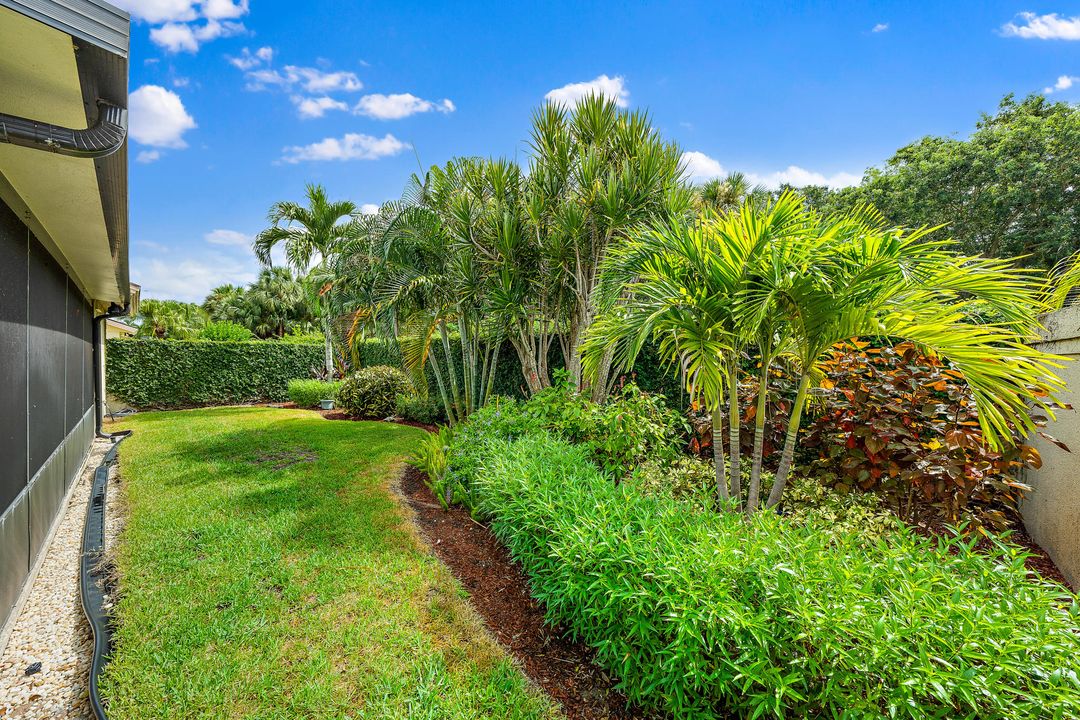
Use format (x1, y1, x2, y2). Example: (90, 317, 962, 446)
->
(159, 414, 422, 555)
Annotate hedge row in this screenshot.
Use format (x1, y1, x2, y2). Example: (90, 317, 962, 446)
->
(107, 336, 683, 410)
(106, 339, 323, 408)
(464, 427, 1080, 719)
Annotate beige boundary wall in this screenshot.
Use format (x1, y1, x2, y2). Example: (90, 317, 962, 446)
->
(1023, 305, 1080, 589)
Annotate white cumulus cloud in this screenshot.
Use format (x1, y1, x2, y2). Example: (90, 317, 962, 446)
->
(872, 23, 889, 33)
(134, 253, 258, 303)
(1002, 12, 1080, 40)
(150, 18, 245, 53)
(245, 65, 363, 94)
(227, 46, 274, 70)
(1044, 75, 1079, 93)
(353, 93, 456, 120)
(281, 133, 408, 163)
(680, 151, 860, 189)
(545, 74, 629, 108)
(680, 151, 726, 183)
(204, 229, 252, 246)
(136, 150, 162, 163)
(129, 85, 196, 148)
(293, 95, 350, 118)
(359, 203, 380, 215)
(110, 0, 198, 23)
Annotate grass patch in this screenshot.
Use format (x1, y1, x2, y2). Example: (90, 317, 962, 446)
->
(100, 407, 555, 719)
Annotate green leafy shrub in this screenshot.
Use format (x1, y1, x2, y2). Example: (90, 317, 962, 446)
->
(198, 321, 253, 341)
(106, 338, 322, 407)
(464, 431, 1080, 720)
(394, 393, 443, 425)
(338, 365, 414, 418)
(287, 379, 342, 408)
(411, 425, 454, 506)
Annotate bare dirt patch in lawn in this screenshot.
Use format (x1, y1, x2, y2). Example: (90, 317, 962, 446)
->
(399, 465, 647, 720)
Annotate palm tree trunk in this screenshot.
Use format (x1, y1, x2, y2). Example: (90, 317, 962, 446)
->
(765, 374, 811, 510)
(439, 322, 462, 417)
(428, 350, 458, 426)
(322, 319, 334, 377)
(746, 361, 770, 514)
(726, 360, 742, 508)
(712, 392, 729, 506)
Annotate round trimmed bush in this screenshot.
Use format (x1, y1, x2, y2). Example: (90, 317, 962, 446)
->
(338, 365, 413, 418)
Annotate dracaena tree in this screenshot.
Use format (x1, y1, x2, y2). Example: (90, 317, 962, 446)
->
(585, 191, 1066, 513)
(527, 94, 694, 400)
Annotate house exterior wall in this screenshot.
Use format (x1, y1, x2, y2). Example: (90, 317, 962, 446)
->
(1023, 304, 1080, 589)
(0, 193, 95, 630)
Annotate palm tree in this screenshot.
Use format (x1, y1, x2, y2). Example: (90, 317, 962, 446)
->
(586, 192, 1066, 512)
(696, 171, 768, 214)
(255, 184, 361, 374)
(202, 283, 246, 324)
(135, 299, 206, 339)
(241, 267, 311, 338)
(527, 94, 694, 400)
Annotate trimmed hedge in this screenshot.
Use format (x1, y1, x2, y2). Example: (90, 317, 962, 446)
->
(107, 338, 323, 408)
(456, 420, 1080, 719)
(287, 379, 342, 408)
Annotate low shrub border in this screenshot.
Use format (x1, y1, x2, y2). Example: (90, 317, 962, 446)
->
(287, 379, 342, 408)
(458, 429, 1080, 719)
(106, 338, 322, 408)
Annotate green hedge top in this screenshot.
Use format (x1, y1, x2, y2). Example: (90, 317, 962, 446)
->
(106, 338, 323, 408)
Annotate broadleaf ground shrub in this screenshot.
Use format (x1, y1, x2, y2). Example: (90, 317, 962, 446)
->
(394, 393, 444, 425)
(462, 431, 1080, 719)
(286, 379, 342, 408)
(338, 365, 414, 418)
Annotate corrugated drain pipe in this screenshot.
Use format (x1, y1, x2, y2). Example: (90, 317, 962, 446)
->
(0, 100, 126, 158)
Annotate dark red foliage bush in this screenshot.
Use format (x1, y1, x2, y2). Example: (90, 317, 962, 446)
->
(802, 341, 1059, 531)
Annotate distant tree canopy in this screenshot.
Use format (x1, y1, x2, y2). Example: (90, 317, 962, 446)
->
(788, 95, 1080, 268)
(202, 267, 314, 339)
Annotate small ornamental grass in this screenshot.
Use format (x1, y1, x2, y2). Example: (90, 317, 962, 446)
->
(467, 432, 1080, 720)
(286, 379, 342, 408)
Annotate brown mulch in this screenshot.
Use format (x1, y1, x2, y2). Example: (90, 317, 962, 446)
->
(399, 465, 645, 720)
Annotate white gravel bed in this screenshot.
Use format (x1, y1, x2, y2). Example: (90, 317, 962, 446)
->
(0, 438, 124, 720)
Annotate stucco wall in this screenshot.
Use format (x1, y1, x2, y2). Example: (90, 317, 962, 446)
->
(1023, 304, 1080, 589)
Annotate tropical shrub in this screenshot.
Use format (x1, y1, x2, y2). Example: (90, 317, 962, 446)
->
(337, 365, 414, 418)
(286, 379, 341, 408)
(466, 431, 1080, 720)
(802, 341, 1053, 530)
(410, 425, 454, 506)
(106, 338, 322, 407)
(199, 321, 252, 341)
(394, 393, 443, 425)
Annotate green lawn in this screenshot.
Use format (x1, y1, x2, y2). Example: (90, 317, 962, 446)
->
(100, 407, 555, 720)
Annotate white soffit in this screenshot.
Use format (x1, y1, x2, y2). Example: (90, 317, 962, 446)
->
(0, 5, 118, 302)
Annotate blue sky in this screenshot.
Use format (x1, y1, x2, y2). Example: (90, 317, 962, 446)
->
(114, 1, 1080, 302)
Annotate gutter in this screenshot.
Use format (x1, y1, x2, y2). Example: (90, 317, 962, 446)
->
(0, 100, 126, 159)
(93, 302, 131, 438)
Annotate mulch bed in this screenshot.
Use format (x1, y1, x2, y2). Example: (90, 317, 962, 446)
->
(399, 466, 646, 720)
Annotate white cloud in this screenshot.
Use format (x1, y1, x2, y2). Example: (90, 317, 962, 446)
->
(204, 229, 252, 246)
(111, 0, 198, 24)
(151, 18, 246, 53)
(353, 93, 456, 120)
(1002, 12, 1080, 40)
(752, 166, 862, 189)
(293, 95, 350, 118)
(545, 74, 629, 108)
(680, 151, 860, 189)
(359, 203, 380, 215)
(227, 46, 273, 70)
(872, 23, 889, 33)
(680, 151, 726, 183)
(129, 85, 196, 148)
(244, 65, 363, 93)
(136, 150, 162, 163)
(1044, 75, 1079, 93)
(201, 0, 248, 20)
(281, 133, 408, 163)
(134, 253, 258, 303)
(172, 76, 191, 87)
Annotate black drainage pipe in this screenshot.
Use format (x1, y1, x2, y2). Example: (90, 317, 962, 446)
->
(0, 100, 127, 159)
(80, 432, 130, 720)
